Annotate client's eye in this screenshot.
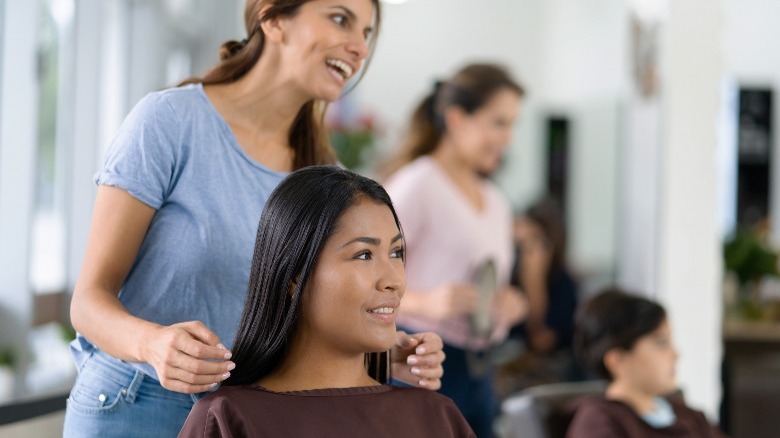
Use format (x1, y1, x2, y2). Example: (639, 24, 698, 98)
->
(355, 251, 372, 261)
(391, 247, 405, 260)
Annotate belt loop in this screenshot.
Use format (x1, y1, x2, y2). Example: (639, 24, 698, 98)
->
(124, 368, 145, 403)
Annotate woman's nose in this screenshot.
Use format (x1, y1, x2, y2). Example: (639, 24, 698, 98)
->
(346, 32, 369, 61)
(378, 261, 405, 295)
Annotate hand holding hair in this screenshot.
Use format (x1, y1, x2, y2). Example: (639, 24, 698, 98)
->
(391, 331, 445, 390)
(141, 320, 235, 394)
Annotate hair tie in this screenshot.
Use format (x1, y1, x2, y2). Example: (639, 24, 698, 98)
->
(433, 80, 444, 96)
(429, 80, 445, 129)
(240, 38, 249, 46)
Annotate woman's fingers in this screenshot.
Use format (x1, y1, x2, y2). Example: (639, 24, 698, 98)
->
(146, 321, 235, 394)
(160, 378, 222, 395)
(416, 378, 442, 391)
(164, 356, 232, 384)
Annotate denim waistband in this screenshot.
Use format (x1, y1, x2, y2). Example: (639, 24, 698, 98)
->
(88, 349, 202, 404)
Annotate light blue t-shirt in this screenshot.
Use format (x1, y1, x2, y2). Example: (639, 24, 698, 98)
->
(71, 83, 288, 379)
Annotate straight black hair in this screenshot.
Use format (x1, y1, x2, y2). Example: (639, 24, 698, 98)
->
(224, 165, 402, 386)
(574, 288, 667, 380)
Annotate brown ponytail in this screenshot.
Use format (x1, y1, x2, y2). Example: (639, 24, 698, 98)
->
(179, 0, 380, 170)
(383, 63, 525, 178)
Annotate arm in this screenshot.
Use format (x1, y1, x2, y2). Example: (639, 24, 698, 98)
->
(517, 236, 558, 352)
(399, 284, 478, 321)
(71, 186, 234, 394)
(492, 286, 528, 335)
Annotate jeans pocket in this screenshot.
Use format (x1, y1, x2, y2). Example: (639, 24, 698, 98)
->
(67, 359, 132, 415)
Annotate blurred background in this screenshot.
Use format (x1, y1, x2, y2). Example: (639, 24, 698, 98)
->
(1, 0, 779, 436)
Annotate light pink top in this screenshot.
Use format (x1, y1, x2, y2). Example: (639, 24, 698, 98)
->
(385, 157, 513, 349)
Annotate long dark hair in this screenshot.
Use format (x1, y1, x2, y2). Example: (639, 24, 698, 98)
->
(524, 196, 567, 273)
(383, 63, 525, 177)
(574, 288, 666, 380)
(180, 0, 382, 170)
(224, 165, 402, 386)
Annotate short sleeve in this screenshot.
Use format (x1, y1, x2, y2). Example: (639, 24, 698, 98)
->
(94, 92, 180, 209)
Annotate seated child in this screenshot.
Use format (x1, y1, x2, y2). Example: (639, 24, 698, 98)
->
(179, 166, 474, 437)
(566, 288, 725, 438)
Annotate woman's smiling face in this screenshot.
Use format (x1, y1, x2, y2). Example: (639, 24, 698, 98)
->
(299, 196, 406, 355)
(271, 0, 376, 101)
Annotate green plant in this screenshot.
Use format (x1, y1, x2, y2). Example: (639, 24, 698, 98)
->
(60, 324, 77, 342)
(0, 348, 16, 369)
(723, 228, 779, 286)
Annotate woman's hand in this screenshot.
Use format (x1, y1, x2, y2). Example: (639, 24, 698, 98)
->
(493, 286, 528, 329)
(391, 331, 445, 390)
(142, 321, 235, 394)
(421, 283, 478, 320)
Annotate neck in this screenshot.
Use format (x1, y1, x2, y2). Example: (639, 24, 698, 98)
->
(605, 381, 657, 415)
(203, 54, 315, 171)
(258, 331, 378, 392)
(431, 137, 480, 186)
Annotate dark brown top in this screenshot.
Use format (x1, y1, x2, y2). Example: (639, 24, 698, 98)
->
(178, 384, 475, 437)
(566, 396, 726, 438)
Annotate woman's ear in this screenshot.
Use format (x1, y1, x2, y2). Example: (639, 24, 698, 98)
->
(259, 6, 285, 44)
(443, 106, 466, 133)
(288, 275, 301, 297)
(603, 348, 624, 379)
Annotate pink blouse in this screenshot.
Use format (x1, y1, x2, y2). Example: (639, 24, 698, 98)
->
(385, 157, 513, 349)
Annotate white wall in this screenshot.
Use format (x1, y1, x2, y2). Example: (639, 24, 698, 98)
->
(0, 0, 38, 397)
(657, 0, 724, 418)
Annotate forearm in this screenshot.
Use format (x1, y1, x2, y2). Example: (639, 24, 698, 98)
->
(523, 276, 549, 329)
(70, 285, 161, 363)
(398, 289, 430, 319)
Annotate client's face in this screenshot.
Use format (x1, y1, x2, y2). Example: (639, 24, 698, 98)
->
(619, 319, 679, 396)
(302, 197, 406, 354)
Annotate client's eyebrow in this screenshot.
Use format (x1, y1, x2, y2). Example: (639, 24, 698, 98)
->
(341, 233, 403, 248)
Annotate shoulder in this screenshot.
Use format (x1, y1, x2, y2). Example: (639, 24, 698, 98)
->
(140, 84, 208, 121)
(386, 387, 474, 436)
(181, 387, 260, 437)
(384, 158, 439, 211)
(668, 398, 722, 436)
(385, 157, 437, 190)
(387, 387, 470, 420)
(193, 385, 278, 414)
(567, 397, 631, 437)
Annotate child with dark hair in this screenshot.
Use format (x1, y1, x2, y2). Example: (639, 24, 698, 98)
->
(567, 289, 725, 437)
(179, 166, 473, 437)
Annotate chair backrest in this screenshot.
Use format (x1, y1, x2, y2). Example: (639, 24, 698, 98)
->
(495, 380, 607, 438)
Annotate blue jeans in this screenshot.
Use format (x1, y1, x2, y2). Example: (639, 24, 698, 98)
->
(438, 343, 498, 438)
(63, 351, 202, 437)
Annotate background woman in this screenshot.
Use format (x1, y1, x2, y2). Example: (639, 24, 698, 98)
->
(383, 63, 527, 436)
(65, 1, 444, 436)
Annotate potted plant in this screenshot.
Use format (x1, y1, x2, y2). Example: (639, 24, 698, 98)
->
(0, 347, 16, 403)
(723, 228, 780, 320)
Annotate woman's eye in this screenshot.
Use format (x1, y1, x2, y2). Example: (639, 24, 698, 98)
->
(391, 247, 405, 260)
(331, 14, 347, 27)
(355, 251, 371, 260)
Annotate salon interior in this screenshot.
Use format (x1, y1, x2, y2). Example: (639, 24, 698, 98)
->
(1, 0, 779, 436)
